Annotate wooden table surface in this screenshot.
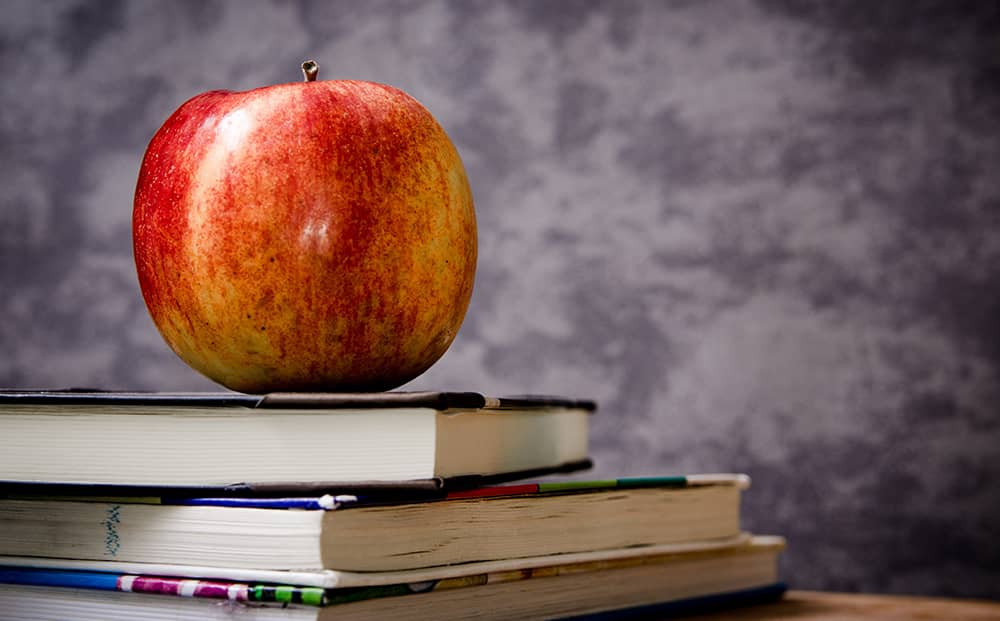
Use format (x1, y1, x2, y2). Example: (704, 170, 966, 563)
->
(685, 590, 1000, 620)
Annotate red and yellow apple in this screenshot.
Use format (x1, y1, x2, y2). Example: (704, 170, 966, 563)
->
(133, 61, 477, 393)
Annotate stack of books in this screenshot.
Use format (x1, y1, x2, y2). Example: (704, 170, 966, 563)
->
(0, 390, 786, 619)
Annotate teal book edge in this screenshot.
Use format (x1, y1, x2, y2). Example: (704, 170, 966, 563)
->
(444, 473, 750, 501)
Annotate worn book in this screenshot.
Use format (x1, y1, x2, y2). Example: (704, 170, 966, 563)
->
(0, 536, 786, 620)
(0, 475, 747, 572)
(0, 390, 593, 493)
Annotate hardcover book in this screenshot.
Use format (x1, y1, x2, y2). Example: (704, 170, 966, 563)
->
(0, 390, 594, 493)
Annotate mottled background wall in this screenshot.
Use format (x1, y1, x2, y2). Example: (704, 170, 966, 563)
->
(2, 0, 998, 600)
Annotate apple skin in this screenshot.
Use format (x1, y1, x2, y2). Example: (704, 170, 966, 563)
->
(133, 72, 476, 393)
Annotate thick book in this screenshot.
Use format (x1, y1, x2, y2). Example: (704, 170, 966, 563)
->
(0, 475, 748, 572)
(0, 390, 594, 493)
(0, 536, 786, 620)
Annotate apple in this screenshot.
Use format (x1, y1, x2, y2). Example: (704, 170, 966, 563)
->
(133, 61, 477, 393)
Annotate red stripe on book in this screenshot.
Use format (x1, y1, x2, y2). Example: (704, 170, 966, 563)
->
(445, 484, 541, 499)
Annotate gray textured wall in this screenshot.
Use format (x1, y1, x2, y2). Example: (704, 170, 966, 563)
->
(2, 0, 998, 599)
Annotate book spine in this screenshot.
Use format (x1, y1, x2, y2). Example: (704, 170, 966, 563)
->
(163, 495, 347, 510)
(119, 575, 327, 606)
(0, 567, 328, 607)
(0, 567, 119, 591)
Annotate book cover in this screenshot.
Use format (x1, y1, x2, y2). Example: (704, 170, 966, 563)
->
(0, 582, 788, 621)
(0, 473, 750, 506)
(0, 389, 597, 412)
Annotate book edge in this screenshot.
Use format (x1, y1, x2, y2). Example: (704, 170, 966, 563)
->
(0, 390, 597, 412)
(0, 458, 595, 498)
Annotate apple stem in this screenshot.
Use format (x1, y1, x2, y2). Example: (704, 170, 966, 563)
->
(302, 60, 319, 82)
